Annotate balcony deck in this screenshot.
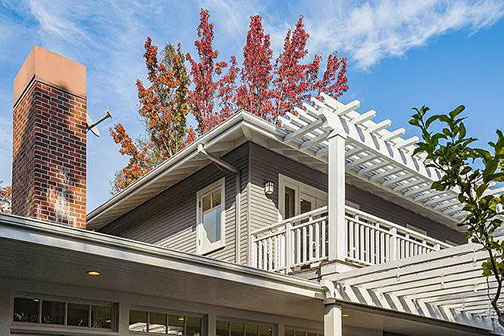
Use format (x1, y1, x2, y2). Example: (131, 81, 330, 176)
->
(251, 205, 452, 273)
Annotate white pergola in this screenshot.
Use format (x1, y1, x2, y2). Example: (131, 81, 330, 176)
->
(275, 93, 503, 225)
(328, 241, 504, 334)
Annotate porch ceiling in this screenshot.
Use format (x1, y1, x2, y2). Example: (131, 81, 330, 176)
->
(332, 241, 503, 334)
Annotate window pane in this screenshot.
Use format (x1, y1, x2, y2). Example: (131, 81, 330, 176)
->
(92, 305, 112, 329)
(67, 303, 89, 327)
(202, 195, 212, 212)
(41, 301, 65, 325)
(246, 324, 258, 336)
(285, 187, 295, 218)
(216, 320, 229, 336)
(295, 331, 306, 336)
(203, 207, 221, 243)
(285, 329, 294, 336)
(186, 316, 202, 336)
(212, 190, 221, 207)
(231, 322, 244, 336)
(13, 298, 39, 323)
(260, 326, 272, 336)
(307, 332, 317, 336)
(168, 314, 184, 336)
(150, 312, 167, 334)
(129, 310, 148, 332)
(300, 199, 312, 214)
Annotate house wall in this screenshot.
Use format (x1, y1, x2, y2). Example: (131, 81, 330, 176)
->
(101, 143, 249, 263)
(247, 143, 465, 246)
(102, 141, 464, 268)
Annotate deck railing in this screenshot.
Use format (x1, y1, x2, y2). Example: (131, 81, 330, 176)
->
(251, 206, 328, 273)
(251, 205, 451, 273)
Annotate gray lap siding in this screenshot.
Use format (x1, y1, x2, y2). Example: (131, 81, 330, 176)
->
(100, 143, 249, 263)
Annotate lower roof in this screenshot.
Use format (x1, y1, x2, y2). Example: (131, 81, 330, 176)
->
(0, 213, 496, 335)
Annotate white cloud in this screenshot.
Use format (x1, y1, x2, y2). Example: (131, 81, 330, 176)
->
(301, 0, 504, 69)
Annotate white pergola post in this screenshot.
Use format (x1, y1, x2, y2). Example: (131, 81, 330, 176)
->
(328, 133, 347, 262)
(324, 303, 343, 336)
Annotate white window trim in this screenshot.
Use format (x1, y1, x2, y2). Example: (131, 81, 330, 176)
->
(278, 174, 327, 221)
(196, 177, 226, 255)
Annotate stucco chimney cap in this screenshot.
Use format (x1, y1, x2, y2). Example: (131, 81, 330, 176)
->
(13, 45, 86, 105)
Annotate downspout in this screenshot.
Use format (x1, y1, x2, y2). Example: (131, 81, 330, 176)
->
(198, 144, 241, 264)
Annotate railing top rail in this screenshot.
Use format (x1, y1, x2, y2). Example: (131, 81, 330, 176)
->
(345, 205, 452, 248)
(251, 205, 328, 235)
(345, 216, 393, 235)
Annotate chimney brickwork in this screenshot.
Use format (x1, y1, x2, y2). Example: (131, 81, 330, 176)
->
(12, 46, 87, 228)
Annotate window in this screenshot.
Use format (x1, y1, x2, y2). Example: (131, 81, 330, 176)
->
(216, 320, 273, 336)
(13, 298, 39, 323)
(92, 304, 112, 329)
(278, 174, 327, 220)
(197, 178, 225, 254)
(67, 303, 89, 327)
(285, 328, 322, 336)
(130, 310, 148, 332)
(12, 296, 115, 330)
(42, 300, 65, 325)
(129, 309, 202, 335)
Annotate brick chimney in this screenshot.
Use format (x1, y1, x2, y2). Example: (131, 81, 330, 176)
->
(12, 46, 87, 228)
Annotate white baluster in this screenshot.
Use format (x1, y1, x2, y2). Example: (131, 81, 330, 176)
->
(322, 219, 327, 258)
(390, 227, 397, 261)
(268, 237, 273, 270)
(309, 222, 314, 260)
(315, 220, 320, 259)
(286, 222, 293, 272)
(347, 219, 353, 259)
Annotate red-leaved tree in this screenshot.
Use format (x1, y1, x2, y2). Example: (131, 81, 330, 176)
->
(110, 39, 195, 193)
(186, 9, 239, 135)
(110, 10, 348, 192)
(237, 15, 274, 119)
(235, 15, 348, 122)
(0, 181, 11, 214)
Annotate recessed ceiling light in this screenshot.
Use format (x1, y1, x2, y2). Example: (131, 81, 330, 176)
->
(87, 271, 101, 276)
(342, 314, 350, 317)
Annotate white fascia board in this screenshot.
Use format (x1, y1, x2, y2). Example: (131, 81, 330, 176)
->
(0, 213, 324, 299)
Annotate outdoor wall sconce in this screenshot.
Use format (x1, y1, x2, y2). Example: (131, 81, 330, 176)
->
(264, 181, 275, 195)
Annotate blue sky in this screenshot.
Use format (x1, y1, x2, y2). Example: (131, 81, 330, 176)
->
(0, 0, 503, 211)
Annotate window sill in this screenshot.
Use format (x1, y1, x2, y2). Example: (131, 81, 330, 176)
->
(198, 242, 225, 255)
(10, 322, 118, 335)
